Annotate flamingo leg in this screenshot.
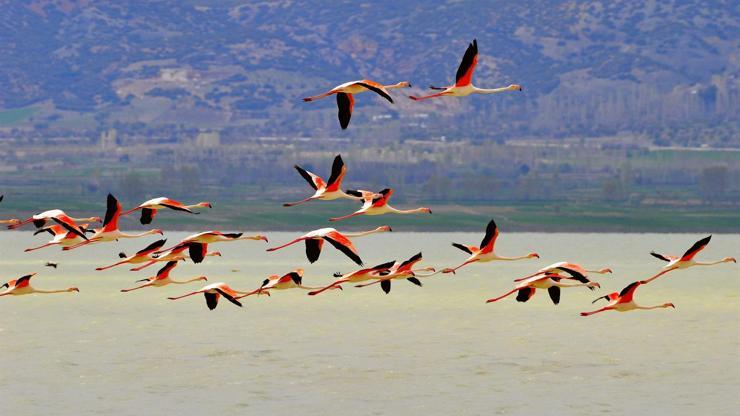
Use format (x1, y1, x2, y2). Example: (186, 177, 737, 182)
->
(121, 283, 154, 292)
(96, 259, 130, 271)
(444, 258, 480, 274)
(354, 279, 385, 288)
(266, 238, 306, 252)
(24, 242, 57, 252)
(302, 91, 335, 102)
(485, 288, 520, 303)
(282, 196, 316, 207)
(329, 211, 364, 222)
(308, 280, 348, 296)
(580, 307, 612, 317)
(643, 267, 678, 284)
(408, 91, 451, 101)
(167, 291, 202, 301)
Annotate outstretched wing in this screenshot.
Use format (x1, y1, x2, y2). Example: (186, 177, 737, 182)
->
(479, 219, 499, 253)
(650, 251, 672, 262)
(555, 267, 590, 284)
(324, 231, 363, 266)
(398, 252, 423, 273)
(356, 81, 394, 103)
(136, 239, 167, 256)
(305, 239, 324, 263)
(336, 93, 354, 130)
(681, 235, 711, 261)
(102, 193, 121, 231)
(455, 39, 478, 87)
(618, 281, 642, 302)
(294, 165, 325, 190)
(451, 243, 474, 255)
(215, 288, 243, 307)
(326, 154, 347, 189)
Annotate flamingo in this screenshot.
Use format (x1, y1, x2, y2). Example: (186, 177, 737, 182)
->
(485, 269, 600, 305)
(237, 269, 331, 298)
(95, 239, 168, 271)
(155, 231, 268, 264)
(307, 260, 397, 296)
(168, 282, 249, 310)
(329, 188, 432, 221)
(283, 154, 360, 207)
(266, 226, 391, 266)
(121, 197, 212, 225)
(0, 273, 79, 297)
(130, 244, 222, 271)
(303, 80, 410, 129)
(409, 39, 522, 101)
(514, 261, 612, 282)
(580, 281, 675, 317)
(120, 261, 207, 292)
(24, 223, 95, 252)
(63, 194, 163, 250)
(645, 235, 736, 283)
(354, 252, 441, 294)
(443, 219, 539, 274)
(8, 209, 99, 240)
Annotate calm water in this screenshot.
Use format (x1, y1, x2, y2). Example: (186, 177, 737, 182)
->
(0, 231, 738, 415)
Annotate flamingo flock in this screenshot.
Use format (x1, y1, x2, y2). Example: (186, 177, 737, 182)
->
(0, 38, 735, 315)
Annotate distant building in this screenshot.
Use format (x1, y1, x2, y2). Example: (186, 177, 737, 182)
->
(195, 130, 220, 148)
(100, 128, 117, 149)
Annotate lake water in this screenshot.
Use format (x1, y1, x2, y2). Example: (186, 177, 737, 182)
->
(0, 231, 738, 415)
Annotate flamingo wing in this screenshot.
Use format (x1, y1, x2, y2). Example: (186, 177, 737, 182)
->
(204, 292, 220, 310)
(136, 239, 167, 256)
(398, 252, 423, 273)
(547, 286, 561, 305)
(479, 219, 499, 253)
(356, 81, 394, 103)
(102, 193, 121, 231)
(156, 261, 179, 279)
(188, 243, 207, 264)
(407, 277, 422, 287)
(455, 39, 478, 87)
(140, 208, 157, 225)
(336, 93, 354, 130)
(215, 288, 243, 307)
(371, 188, 393, 207)
(555, 267, 590, 284)
(650, 251, 674, 262)
(451, 243, 474, 255)
(294, 165, 325, 190)
(680, 235, 711, 261)
(326, 154, 347, 190)
(618, 281, 643, 303)
(380, 279, 391, 294)
(516, 287, 535, 302)
(14, 274, 34, 289)
(305, 238, 324, 263)
(285, 271, 303, 285)
(51, 215, 88, 241)
(324, 232, 363, 266)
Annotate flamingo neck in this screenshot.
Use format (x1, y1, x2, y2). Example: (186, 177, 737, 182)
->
(636, 304, 668, 310)
(33, 288, 74, 294)
(343, 228, 386, 238)
(694, 259, 729, 266)
(172, 277, 207, 284)
(120, 230, 160, 238)
(388, 206, 428, 215)
(472, 86, 514, 94)
(385, 82, 409, 90)
(496, 254, 533, 261)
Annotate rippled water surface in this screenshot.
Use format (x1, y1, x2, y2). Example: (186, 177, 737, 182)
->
(1, 232, 738, 415)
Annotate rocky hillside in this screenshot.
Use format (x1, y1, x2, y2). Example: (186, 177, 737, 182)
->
(1, 0, 738, 143)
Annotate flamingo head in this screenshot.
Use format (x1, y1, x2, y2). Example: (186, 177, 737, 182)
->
(90, 216, 103, 223)
(396, 81, 411, 88)
(528, 252, 540, 259)
(587, 281, 601, 290)
(378, 225, 392, 232)
(208, 251, 222, 257)
(68, 287, 80, 292)
(664, 302, 676, 309)
(509, 84, 523, 91)
(442, 268, 456, 275)
(252, 235, 269, 243)
(197, 276, 208, 282)
(199, 202, 213, 208)
(421, 207, 432, 214)
(600, 268, 613, 274)
(724, 257, 736, 263)
(152, 229, 164, 235)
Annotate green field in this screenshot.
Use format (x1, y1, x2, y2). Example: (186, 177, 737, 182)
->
(0, 106, 38, 125)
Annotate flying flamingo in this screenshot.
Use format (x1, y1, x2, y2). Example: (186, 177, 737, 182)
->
(486, 268, 600, 305)
(409, 39, 522, 101)
(121, 197, 212, 225)
(266, 226, 391, 266)
(0, 273, 79, 297)
(168, 282, 249, 310)
(63, 194, 163, 250)
(354, 252, 441, 294)
(131, 243, 222, 271)
(580, 281, 675, 317)
(237, 269, 331, 298)
(303, 80, 410, 129)
(645, 235, 736, 283)
(307, 260, 397, 296)
(155, 231, 268, 264)
(95, 239, 168, 271)
(24, 223, 95, 252)
(515, 261, 612, 282)
(329, 188, 432, 222)
(120, 261, 207, 292)
(443, 219, 539, 274)
(8, 209, 99, 240)
(283, 154, 360, 207)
